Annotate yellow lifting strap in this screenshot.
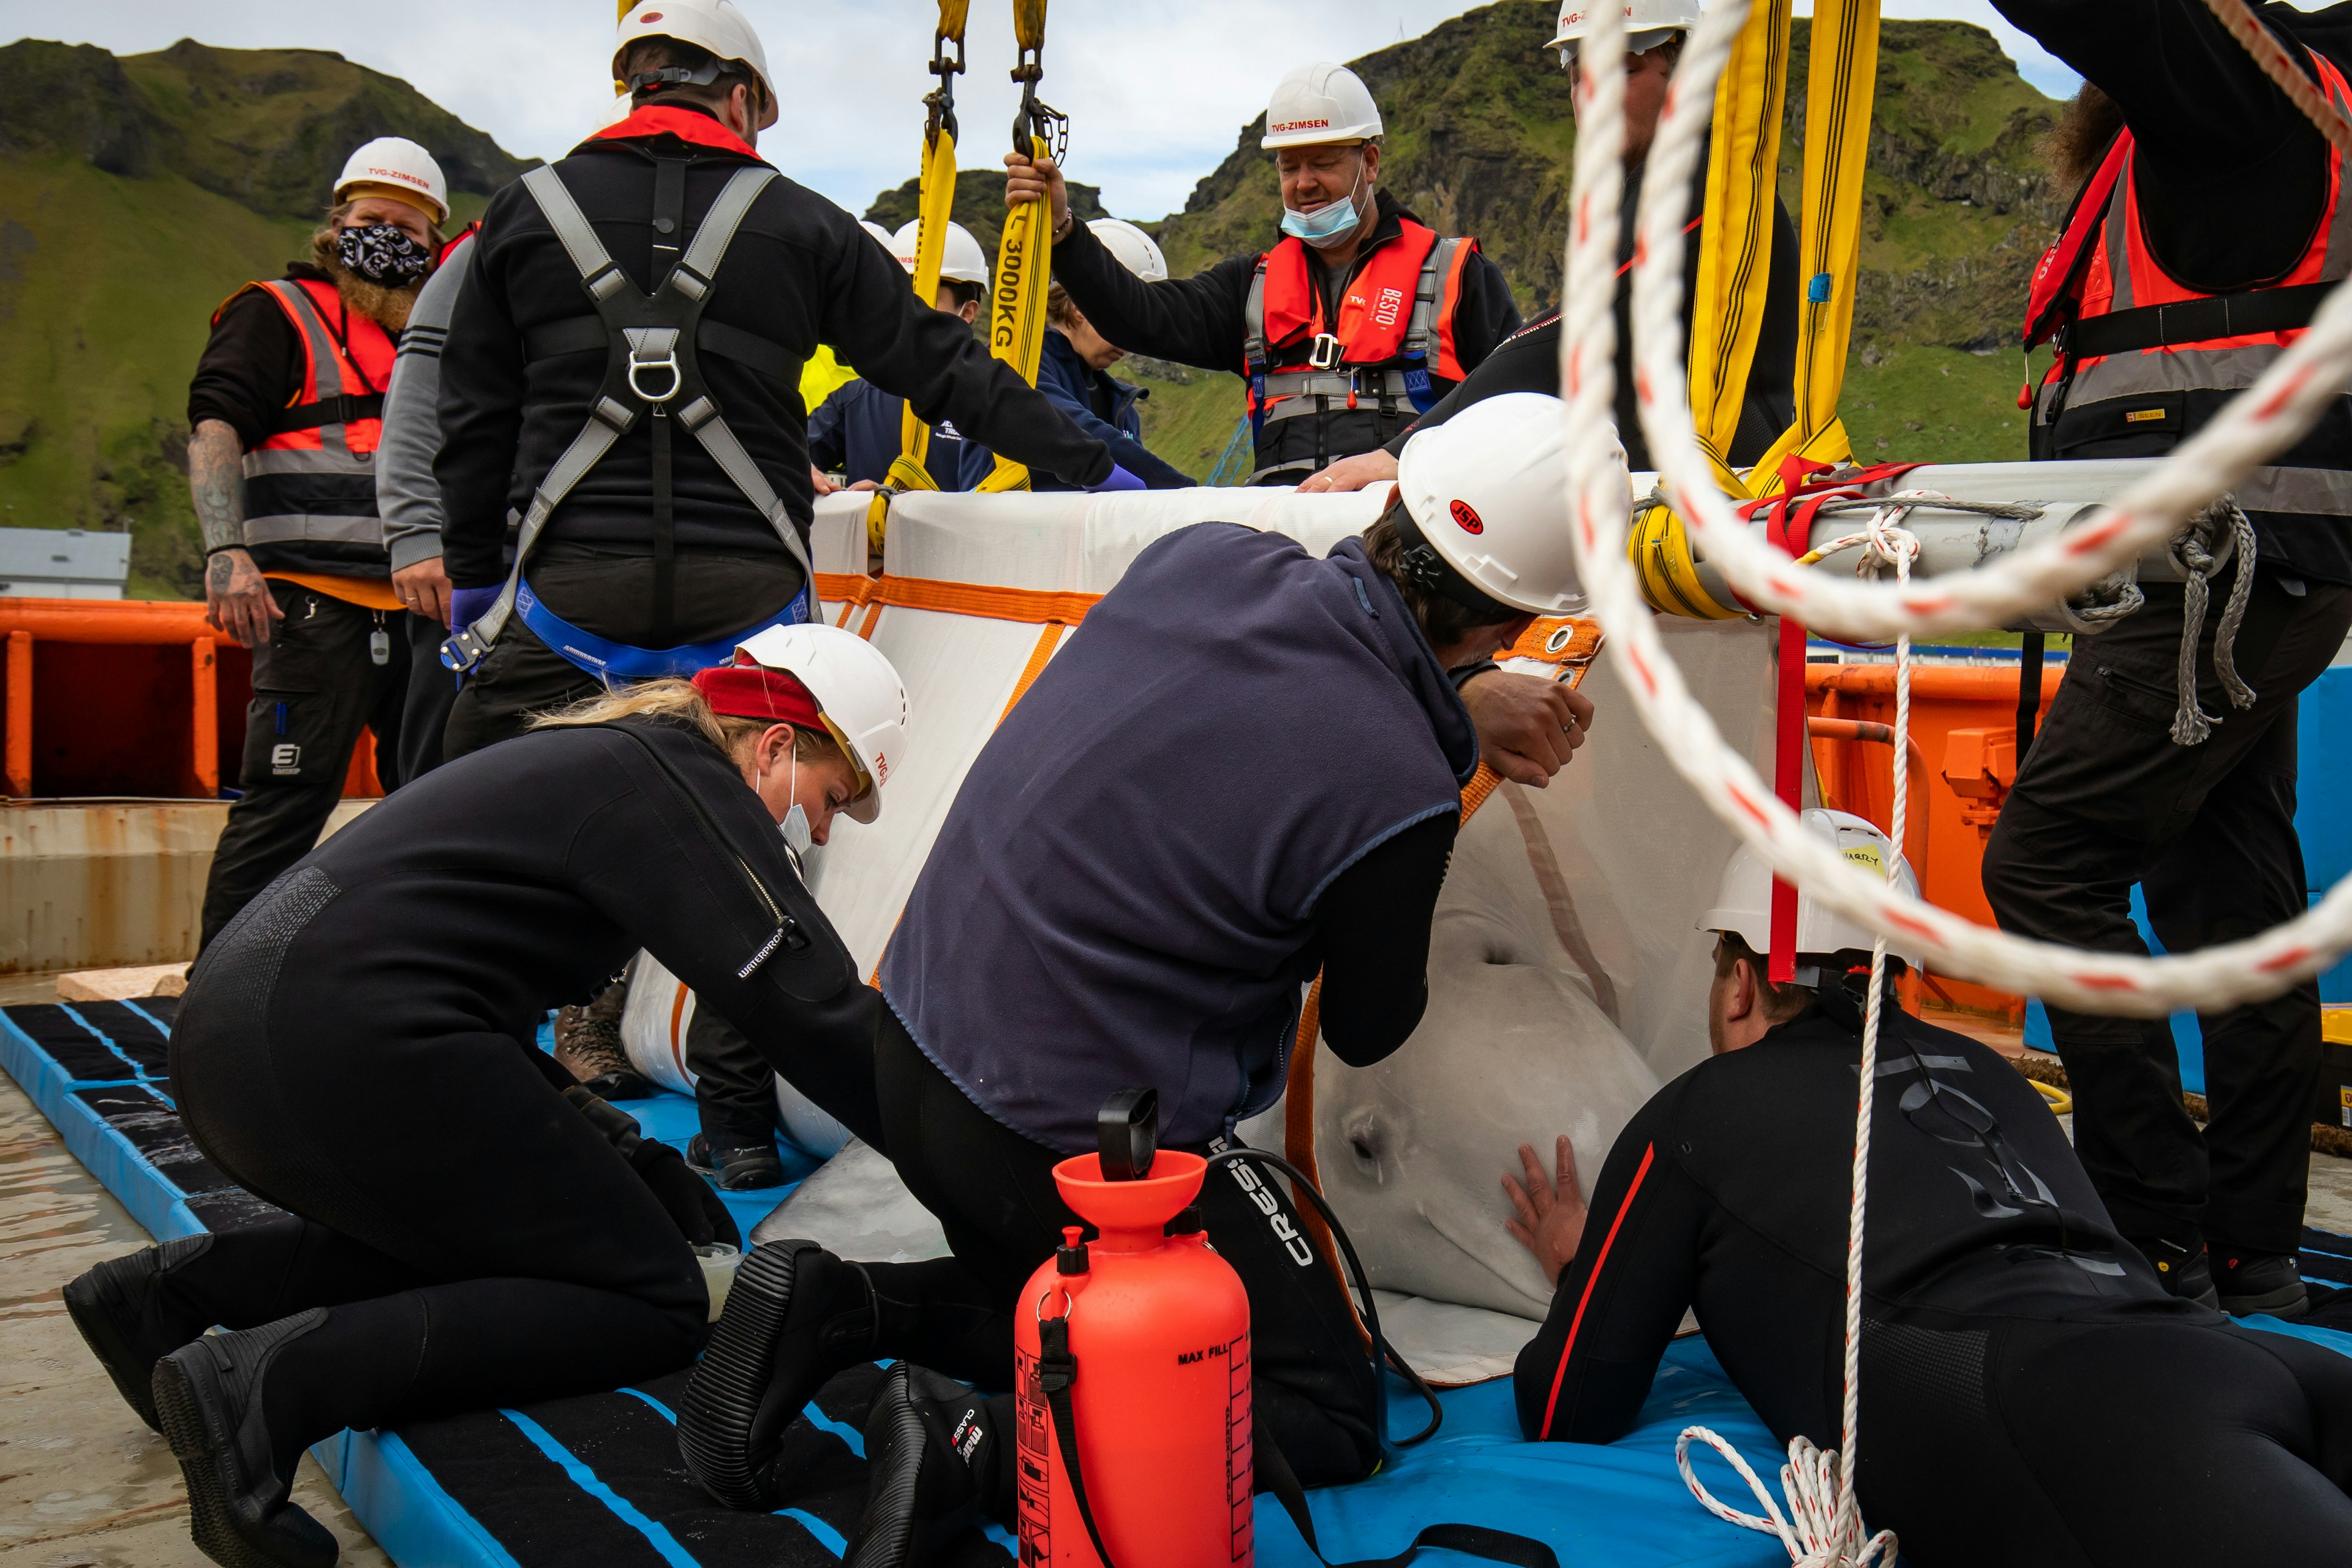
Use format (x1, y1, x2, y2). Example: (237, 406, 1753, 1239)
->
(870, 1, 974, 552)
(1629, 0, 1883, 612)
(1684, 0, 1793, 493)
(976, 0, 1066, 494)
(1626, 0, 1792, 619)
(1746, 0, 1880, 496)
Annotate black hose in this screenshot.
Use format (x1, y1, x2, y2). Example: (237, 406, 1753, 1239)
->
(1201, 1148, 1444, 1449)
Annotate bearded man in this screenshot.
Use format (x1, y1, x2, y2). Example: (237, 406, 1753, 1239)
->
(187, 137, 458, 948)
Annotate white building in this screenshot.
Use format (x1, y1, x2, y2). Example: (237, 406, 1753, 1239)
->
(0, 528, 131, 598)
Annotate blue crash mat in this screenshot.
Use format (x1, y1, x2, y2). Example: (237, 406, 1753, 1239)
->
(12, 998, 2352, 1568)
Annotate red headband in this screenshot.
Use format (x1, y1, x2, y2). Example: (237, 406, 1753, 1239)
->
(692, 661, 824, 731)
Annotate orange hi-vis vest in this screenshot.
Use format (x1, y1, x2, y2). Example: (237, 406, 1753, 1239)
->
(1240, 220, 1477, 482)
(229, 276, 396, 574)
(2023, 48, 2352, 553)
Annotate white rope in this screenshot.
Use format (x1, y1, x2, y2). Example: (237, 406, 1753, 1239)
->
(1557, 0, 2352, 1019)
(1666, 515, 1917, 1568)
(1675, 1427, 1895, 1568)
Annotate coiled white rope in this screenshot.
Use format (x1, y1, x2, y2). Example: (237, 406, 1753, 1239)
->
(1562, 0, 2352, 1019)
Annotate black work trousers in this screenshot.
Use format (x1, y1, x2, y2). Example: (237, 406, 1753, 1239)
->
(861, 1012, 1382, 1488)
(1854, 1314, 2352, 1566)
(167, 962, 708, 1466)
(1983, 570, 2352, 1255)
(396, 609, 459, 783)
(687, 1003, 785, 1152)
(198, 581, 409, 950)
(442, 543, 807, 761)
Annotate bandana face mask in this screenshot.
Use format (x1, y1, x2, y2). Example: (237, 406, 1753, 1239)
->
(336, 223, 432, 288)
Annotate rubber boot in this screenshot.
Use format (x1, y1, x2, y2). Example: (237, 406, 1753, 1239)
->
(151, 1311, 341, 1568)
(679, 1240, 878, 1509)
(845, 1362, 1009, 1568)
(64, 1234, 220, 1431)
(2214, 1248, 2308, 1317)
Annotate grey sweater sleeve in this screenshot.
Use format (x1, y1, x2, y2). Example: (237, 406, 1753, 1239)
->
(379, 237, 472, 573)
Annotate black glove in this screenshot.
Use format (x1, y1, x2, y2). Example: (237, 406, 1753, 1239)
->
(562, 1085, 742, 1249)
(630, 1137, 742, 1250)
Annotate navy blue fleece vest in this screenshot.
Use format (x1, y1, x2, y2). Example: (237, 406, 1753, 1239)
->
(880, 524, 1478, 1153)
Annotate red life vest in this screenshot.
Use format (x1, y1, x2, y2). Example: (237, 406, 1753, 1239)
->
(225, 276, 397, 568)
(1239, 219, 1479, 482)
(2020, 49, 2352, 532)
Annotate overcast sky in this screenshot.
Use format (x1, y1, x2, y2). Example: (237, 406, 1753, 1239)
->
(1, 2, 2081, 219)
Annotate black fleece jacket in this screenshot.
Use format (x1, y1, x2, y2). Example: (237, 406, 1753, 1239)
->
(435, 107, 1112, 589)
(1047, 190, 1521, 385)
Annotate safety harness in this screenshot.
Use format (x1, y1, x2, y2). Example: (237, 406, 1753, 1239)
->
(441, 154, 819, 680)
(1241, 225, 1472, 484)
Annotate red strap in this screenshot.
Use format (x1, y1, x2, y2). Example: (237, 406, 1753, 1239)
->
(1538, 1143, 1656, 1441)
(1770, 622, 1807, 983)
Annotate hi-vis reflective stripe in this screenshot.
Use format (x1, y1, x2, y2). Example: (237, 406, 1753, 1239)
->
(1744, 0, 1878, 494)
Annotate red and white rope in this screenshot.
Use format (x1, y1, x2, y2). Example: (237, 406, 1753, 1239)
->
(1558, 1, 2346, 1559)
(1562, 0, 2352, 1019)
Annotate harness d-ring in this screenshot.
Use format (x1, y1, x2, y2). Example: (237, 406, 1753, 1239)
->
(628, 350, 684, 403)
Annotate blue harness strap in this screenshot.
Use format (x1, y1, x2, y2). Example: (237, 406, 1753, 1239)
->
(503, 576, 812, 682)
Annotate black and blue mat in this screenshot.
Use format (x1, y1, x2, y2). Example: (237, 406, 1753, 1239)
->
(9, 998, 2352, 1568)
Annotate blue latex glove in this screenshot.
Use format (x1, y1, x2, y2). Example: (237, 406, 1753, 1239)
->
(1086, 463, 1147, 494)
(448, 586, 502, 630)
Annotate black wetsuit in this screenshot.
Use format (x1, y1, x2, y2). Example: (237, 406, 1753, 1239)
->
(159, 715, 882, 1473)
(1518, 984, 2352, 1565)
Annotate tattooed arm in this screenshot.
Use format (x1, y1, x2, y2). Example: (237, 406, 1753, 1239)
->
(191, 419, 282, 648)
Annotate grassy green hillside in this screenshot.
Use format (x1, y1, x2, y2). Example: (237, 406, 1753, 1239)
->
(0, 39, 526, 595)
(1115, 2, 2067, 476)
(7, 11, 2073, 576)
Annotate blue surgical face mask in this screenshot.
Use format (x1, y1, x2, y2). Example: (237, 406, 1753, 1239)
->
(1279, 159, 1368, 250)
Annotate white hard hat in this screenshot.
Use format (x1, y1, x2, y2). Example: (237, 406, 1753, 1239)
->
(860, 219, 907, 271)
(729, 624, 910, 824)
(1087, 218, 1167, 283)
(889, 219, 989, 287)
(1698, 809, 1924, 971)
(334, 137, 448, 225)
(614, 0, 778, 129)
(1392, 391, 1589, 617)
(1548, 1, 1703, 63)
(1261, 62, 1385, 150)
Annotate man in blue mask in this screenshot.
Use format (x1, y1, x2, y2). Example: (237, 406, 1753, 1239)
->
(1006, 61, 1521, 488)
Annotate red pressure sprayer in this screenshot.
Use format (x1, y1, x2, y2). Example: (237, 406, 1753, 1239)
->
(1014, 1088, 1253, 1567)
